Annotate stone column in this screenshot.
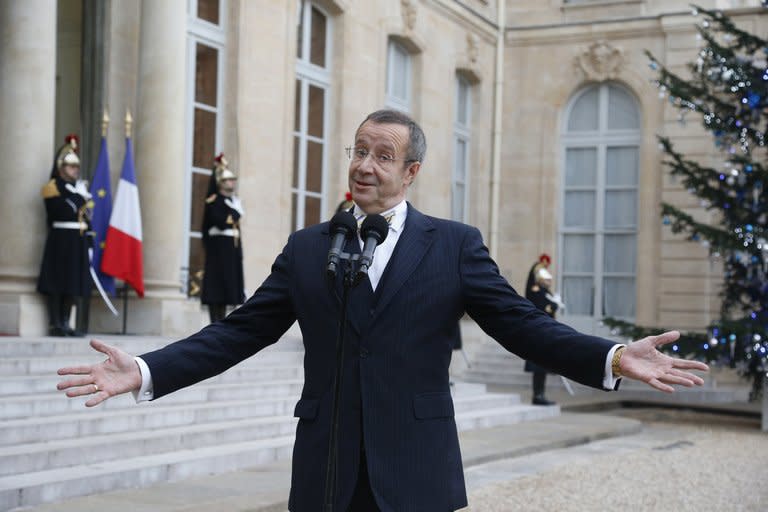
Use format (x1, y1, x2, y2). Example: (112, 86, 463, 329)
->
(128, 0, 200, 335)
(0, 1, 57, 335)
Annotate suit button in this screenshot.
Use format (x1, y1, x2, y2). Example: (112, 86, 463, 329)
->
(360, 348, 370, 358)
(369, 308, 375, 317)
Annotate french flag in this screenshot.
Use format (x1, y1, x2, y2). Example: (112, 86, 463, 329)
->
(101, 137, 144, 297)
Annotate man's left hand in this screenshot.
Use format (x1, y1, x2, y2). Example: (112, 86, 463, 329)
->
(620, 331, 709, 393)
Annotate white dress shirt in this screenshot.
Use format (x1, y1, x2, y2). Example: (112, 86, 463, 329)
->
(352, 200, 408, 291)
(133, 199, 621, 402)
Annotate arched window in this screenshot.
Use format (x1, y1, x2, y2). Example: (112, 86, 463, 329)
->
(559, 83, 640, 328)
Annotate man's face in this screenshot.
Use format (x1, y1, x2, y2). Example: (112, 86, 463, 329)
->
(348, 121, 420, 214)
(219, 178, 236, 195)
(60, 164, 80, 182)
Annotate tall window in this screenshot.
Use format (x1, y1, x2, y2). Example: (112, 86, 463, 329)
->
(183, 0, 226, 296)
(559, 83, 640, 324)
(385, 39, 412, 112)
(292, 0, 330, 231)
(453, 74, 471, 222)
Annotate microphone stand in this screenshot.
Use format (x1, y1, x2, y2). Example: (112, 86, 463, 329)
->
(324, 250, 361, 512)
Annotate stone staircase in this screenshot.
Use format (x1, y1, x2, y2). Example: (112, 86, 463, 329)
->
(0, 333, 558, 510)
(460, 337, 752, 404)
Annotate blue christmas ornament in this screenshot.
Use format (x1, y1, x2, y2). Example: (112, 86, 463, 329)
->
(745, 164, 753, 172)
(663, 216, 671, 225)
(748, 92, 761, 108)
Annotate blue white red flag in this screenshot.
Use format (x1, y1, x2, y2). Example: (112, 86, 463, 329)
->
(101, 137, 144, 297)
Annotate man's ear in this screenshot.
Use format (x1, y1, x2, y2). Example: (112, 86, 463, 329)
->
(405, 161, 421, 185)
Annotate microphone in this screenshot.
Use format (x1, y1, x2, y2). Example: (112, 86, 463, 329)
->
(327, 211, 357, 279)
(356, 214, 389, 282)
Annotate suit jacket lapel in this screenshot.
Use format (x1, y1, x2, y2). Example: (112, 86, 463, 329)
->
(371, 203, 434, 321)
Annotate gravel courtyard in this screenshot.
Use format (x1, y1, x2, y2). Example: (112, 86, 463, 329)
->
(464, 409, 767, 512)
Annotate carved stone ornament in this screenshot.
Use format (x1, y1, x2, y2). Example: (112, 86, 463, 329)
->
(401, 0, 417, 31)
(575, 40, 625, 81)
(466, 32, 479, 64)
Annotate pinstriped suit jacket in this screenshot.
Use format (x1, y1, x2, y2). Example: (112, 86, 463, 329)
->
(140, 203, 616, 511)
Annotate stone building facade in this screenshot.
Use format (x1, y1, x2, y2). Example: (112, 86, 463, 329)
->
(0, 0, 765, 337)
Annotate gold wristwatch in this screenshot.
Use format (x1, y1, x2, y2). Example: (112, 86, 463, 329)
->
(612, 346, 626, 377)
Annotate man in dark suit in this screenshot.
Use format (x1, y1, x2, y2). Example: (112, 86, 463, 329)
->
(57, 109, 708, 512)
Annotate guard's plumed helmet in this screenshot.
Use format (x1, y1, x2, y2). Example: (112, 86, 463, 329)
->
(56, 134, 80, 170)
(214, 153, 237, 184)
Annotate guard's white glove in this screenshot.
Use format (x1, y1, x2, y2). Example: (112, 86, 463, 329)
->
(225, 196, 244, 217)
(546, 292, 566, 312)
(71, 180, 92, 200)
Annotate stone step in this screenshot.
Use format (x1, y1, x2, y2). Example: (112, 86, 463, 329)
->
(0, 379, 307, 420)
(0, 365, 305, 396)
(0, 396, 301, 446)
(0, 391, 530, 478)
(0, 335, 305, 358)
(1, 380, 519, 421)
(0, 400, 552, 510)
(0, 350, 305, 376)
(0, 434, 297, 511)
(0, 415, 299, 477)
(0, 333, 560, 510)
(463, 370, 537, 388)
(455, 403, 559, 431)
(0, 390, 519, 446)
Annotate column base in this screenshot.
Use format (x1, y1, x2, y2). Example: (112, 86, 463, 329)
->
(0, 290, 208, 337)
(88, 292, 207, 337)
(0, 292, 48, 336)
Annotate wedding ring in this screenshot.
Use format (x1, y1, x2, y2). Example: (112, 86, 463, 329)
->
(93, 383, 99, 393)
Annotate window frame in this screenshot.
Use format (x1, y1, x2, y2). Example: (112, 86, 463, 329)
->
(181, 0, 227, 296)
(385, 39, 412, 113)
(452, 74, 472, 223)
(558, 83, 640, 325)
(291, 0, 332, 232)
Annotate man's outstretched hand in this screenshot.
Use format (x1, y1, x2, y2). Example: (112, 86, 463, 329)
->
(57, 339, 142, 407)
(620, 330, 709, 393)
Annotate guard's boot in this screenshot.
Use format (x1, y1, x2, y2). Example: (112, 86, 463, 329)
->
(47, 294, 67, 336)
(532, 370, 555, 405)
(208, 304, 226, 324)
(60, 296, 85, 337)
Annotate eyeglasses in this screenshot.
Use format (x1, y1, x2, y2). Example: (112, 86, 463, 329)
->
(345, 146, 417, 168)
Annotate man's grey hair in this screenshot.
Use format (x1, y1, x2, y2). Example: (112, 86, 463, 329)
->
(356, 109, 427, 164)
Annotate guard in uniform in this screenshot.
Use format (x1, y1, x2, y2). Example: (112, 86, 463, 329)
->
(201, 153, 245, 323)
(37, 135, 93, 336)
(524, 254, 561, 405)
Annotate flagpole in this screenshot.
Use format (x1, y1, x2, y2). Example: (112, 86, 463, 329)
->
(122, 110, 131, 336)
(122, 284, 128, 335)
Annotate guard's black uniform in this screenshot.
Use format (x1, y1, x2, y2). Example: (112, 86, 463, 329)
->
(201, 193, 245, 320)
(524, 259, 559, 404)
(37, 175, 92, 335)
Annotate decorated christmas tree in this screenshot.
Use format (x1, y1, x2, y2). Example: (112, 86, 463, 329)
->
(604, 5, 767, 400)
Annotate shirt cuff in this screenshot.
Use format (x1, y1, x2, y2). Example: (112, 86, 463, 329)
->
(132, 356, 154, 402)
(603, 344, 625, 390)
